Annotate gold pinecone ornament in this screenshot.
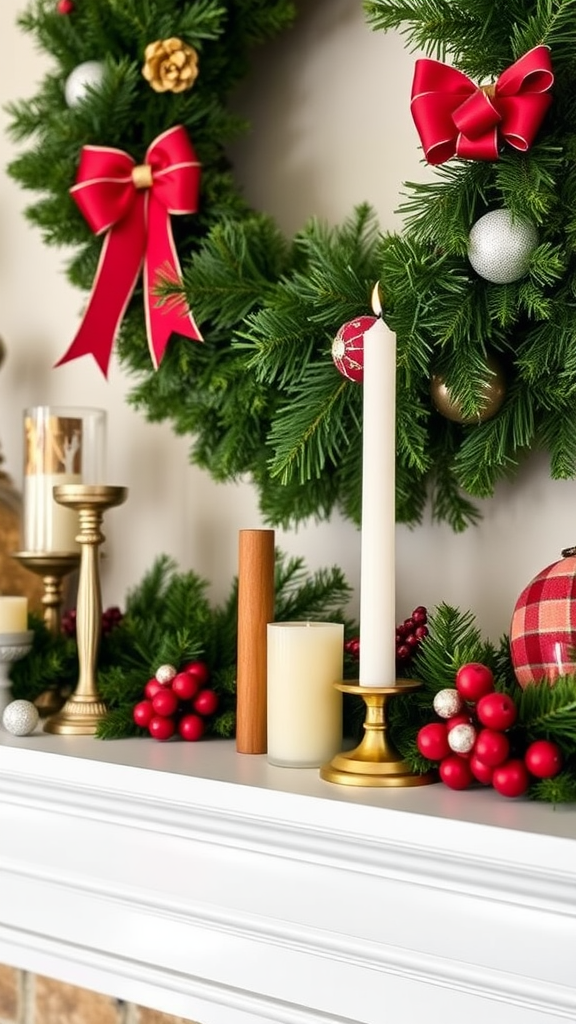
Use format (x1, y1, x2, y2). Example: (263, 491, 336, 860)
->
(142, 38, 199, 94)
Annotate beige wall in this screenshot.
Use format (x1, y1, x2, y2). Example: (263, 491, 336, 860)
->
(0, 0, 571, 642)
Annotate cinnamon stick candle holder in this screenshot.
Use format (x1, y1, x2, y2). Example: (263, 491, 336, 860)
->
(235, 529, 275, 754)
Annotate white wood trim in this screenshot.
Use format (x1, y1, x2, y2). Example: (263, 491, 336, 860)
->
(0, 733, 575, 1023)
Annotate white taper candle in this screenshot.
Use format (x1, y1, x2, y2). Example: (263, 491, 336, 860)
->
(359, 309, 397, 687)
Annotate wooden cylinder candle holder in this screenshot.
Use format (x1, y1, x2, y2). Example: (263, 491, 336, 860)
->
(236, 529, 275, 754)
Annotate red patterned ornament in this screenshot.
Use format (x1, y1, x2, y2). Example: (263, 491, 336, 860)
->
(331, 316, 376, 382)
(510, 547, 576, 687)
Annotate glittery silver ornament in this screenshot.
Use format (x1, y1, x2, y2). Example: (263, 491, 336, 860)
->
(2, 699, 39, 736)
(155, 663, 177, 685)
(64, 60, 105, 107)
(447, 722, 476, 755)
(433, 688, 463, 719)
(468, 209, 538, 284)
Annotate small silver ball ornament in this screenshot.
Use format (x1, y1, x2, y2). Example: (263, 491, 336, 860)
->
(2, 699, 39, 737)
(155, 664, 177, 685)
(64, 60, 106, 107)
(433, 688, 463, 719)
(447, 722, 476, 755)
(468, 209, 538, 284)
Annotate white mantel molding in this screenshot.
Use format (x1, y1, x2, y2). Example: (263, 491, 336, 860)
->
(0, 732, 575, 1024)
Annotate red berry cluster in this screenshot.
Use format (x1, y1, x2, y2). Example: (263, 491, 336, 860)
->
(344, 606, 429, 664)
(132, 660, 218, 742)
(396, 605, 428, 664)
(417, 662, 563, 798)
(62, 606, 124, 637)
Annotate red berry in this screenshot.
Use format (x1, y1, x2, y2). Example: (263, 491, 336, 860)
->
(524, 740, 563, 779)
(469, 754, 494, 786)
(476, 692, 517, 731)
(144, 678, 163, 700)
(455, 662, 495, 702)
(492, 759, 530, 798)
(474, 728, 510, 767)
(439, 754, 473, 790)
(416, 722, 450, 761)
(132, 699, 154, 728)
(148, 715, 175, 741)
(412, 606, 427, 625)
(414, 625, 429, 640)
(193, 688, 219, 717)
(152, 688, 179, 718)
(171, 671, 202, 701)
(406, 633, 420, 647)
(56, 0, 75, 12)
(178, 714, 205, 742)
(446, 712, 471, 732)
(396, 644, 411, 661)
(182, 660, 210, 688)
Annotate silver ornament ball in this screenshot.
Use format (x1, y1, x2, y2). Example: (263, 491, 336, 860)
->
(155, 663, 177, 685)
(64, 60, 106, 107)
(447, 722, 476, 755)
(433, 688, 463, 719)
(468, 209, 538, 284)
(2, 699, 39, 737)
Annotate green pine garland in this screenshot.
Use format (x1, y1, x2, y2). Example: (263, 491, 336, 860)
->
(12, 575, 576, 801)
(10, 551, 358, 740)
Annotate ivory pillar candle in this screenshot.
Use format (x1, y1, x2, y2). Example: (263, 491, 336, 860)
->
(23, 407, 106, 553)
(236, 529, 275, 754)
(267, 621, 344, 767)
(0, 596, 28, 633)
(359, 314, 397, 687)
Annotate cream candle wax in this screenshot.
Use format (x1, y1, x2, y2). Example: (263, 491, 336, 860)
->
(267, 621, 344, 767)
(0, 596, 28, 633)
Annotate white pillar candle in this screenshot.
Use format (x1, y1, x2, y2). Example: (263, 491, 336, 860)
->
(267, 621, 344, 767)
(0, 597, 28, 633)
(359, 314, 397, 687)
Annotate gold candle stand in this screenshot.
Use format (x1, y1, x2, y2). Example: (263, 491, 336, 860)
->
(320, 680, 436, 787)
(12, 551, 80, 635)
(44, 484, 127, 735)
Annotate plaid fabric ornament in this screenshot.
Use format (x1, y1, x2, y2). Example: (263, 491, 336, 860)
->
(510, 548, 576, 688)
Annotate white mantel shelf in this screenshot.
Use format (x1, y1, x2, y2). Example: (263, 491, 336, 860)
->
(0, 732, 575, 1024)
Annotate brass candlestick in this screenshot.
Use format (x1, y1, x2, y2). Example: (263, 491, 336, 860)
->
(44, 484, 127, 735)
(11, 551, 81, 717)
(320, 680, 436, 787)
(11, 551, 80, 635)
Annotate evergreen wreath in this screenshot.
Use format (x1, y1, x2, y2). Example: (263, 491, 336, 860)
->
(8, 1, 576, 530)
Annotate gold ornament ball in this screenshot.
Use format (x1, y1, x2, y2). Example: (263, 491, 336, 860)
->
(430, 355, 506, 424)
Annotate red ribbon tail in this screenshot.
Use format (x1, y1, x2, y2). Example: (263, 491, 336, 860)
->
(145, 195, 203, 369)
(56, 208, 145, 378)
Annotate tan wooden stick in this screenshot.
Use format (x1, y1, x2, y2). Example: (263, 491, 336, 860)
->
(236, 529, 275, 753)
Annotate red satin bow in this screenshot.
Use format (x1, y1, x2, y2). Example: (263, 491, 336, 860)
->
(57, 125, 203, 377)
(410, 45, 553, 165)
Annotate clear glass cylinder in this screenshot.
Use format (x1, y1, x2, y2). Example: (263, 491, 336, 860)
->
(23, 406, 106, 553)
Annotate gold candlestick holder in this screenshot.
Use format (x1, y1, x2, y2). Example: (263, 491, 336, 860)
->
(320, 680, 436, 787)
(11, 551, 80, 635)
(44, 484, 127, 735)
